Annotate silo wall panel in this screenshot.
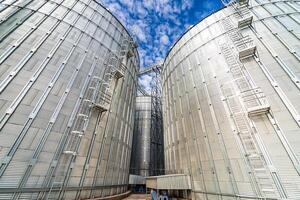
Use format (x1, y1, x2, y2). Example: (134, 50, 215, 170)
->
(162, 0, 300, 199)
(0, 0, 139, 199)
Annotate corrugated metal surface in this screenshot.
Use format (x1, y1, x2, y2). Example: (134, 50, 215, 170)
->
(162, 0, 300, 199)
(130, 96, 164, 177)
(130, 96, 152, 177)
(0, 0, 139, 199)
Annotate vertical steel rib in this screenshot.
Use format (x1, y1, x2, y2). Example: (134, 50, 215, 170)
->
(0, 3, 83, 176)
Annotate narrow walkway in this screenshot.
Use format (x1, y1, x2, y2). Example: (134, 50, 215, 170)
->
(123, 194, 149, 200)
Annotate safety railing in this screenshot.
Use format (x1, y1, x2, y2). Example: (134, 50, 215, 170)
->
(240, 87, 270, 117)
(234, 35, 256, 60)
(93, 89, 112, 112)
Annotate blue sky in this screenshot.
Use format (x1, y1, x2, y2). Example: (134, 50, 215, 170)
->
(101, 0, 223, 90)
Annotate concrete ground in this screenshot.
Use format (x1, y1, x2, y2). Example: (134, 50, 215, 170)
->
(122, 193, 149, 200)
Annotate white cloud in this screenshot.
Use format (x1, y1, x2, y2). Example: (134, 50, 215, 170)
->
(131, 24, 147, 42)
(160, 35, 169, 45)
(120, 0, 134, 8)
(143, 0, 154, 10)
(101, 0, 195, 68)
(100, 0, 223, 93)
(139, 74, 153, 92)
(182, 0, 193, 10)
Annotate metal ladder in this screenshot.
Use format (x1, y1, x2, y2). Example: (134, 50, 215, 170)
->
(45, 53, 113, 200)
(89, 38, 135, 199)
(220, 15, 256, 60)
(221, 0, 252, 28)
(235, 2, 253, 28)
(220, 14, 278, 198)
(94, 38, 132, 112)
(45, 38, 133, 200)
(222, 82, 279, 199)
(219, 1, 290, 198)
(220, 44, 269, 112)
(45, 51, 116, 199)
(75, 38, 134, 199)
(220, 39, 279, 198)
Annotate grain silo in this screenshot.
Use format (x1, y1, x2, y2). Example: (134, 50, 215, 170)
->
(0, 0, 139, 199)
(130, 96, 152, 177)
(130, 95, 164, 177)
(162, 0, 300, 199)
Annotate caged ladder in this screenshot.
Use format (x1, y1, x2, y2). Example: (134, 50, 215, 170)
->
(220, 0, 269, 116)
(74, 38, 134, 199)
(221, 0, 253, 28)
(45, 54, 112, 200)
(220, 16, 256, 60)
(45, 37, 133, 200)
(220, 44, 279, 198)
(219, 4, 287, 197)
(220, 43, 270, 116)
(223, 86, 279, 198)
(89, 38, 135, 199)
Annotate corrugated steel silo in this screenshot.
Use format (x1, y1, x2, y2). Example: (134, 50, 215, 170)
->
(162, 0, 300, 199)
(0, 0, 139, 199)
(130, 95, 164, 177)
(130, 96, 152, 177)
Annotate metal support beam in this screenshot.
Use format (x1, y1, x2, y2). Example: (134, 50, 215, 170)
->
(137, 84, 150, 96)
(138, 62, 163, 76)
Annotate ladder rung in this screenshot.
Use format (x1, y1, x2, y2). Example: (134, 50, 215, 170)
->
(92, 76, 101, 80)
(71, 130, 82, 135)
(78, 114, 88, 118)
(63, 151, 77, 155)
(261, 188, 275, 192)
(253, 168, 267, 172)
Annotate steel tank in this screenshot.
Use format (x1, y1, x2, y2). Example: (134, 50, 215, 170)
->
(162, 0, 300, 199)
(130, 96, 152, 177)
(0, 0, 139, 199)
(130, 94, 164, 177)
